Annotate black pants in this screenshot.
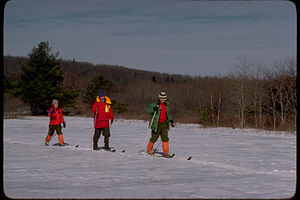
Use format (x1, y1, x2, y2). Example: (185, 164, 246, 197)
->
(93, 128, 110, 149)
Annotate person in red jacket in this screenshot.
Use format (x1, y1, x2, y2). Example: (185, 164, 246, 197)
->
(45, 99, 66, 146)
(92, 90, 114, 151)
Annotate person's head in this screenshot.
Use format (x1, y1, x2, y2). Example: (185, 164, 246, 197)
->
(158, 91, 167, 104)
(98, 90, 106, 102)
(52, 99, 59, 108)
(98, 90, 105, 97)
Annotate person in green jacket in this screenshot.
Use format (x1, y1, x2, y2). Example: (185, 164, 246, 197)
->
(146, 91, 175, 158)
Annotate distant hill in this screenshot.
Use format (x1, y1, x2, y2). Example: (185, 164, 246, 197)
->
(4, 55, 191, 83)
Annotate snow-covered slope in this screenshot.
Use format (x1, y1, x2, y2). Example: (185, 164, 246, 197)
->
(4, 116, 296, 199)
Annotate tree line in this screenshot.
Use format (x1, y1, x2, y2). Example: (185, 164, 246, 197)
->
(3, 42, 296, 131)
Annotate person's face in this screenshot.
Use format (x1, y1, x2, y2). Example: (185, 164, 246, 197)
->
(160, 100, 166, 104)
(54, 103, 58, 108)
(100, 96, 105, 102)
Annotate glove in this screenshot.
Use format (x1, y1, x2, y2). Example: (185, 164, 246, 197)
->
(170, 120, 175, 127)
(111, 119, 114, 124)
(153, 105, 159, 112)
(62, 121, 66, 128)
(50, 109, 55, 114)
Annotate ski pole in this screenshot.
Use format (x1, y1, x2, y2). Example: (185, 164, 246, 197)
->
(47, 132, 56, 145)
(51, 132, 57, 140)
(92, 108, 98, 148)
(139, 110, 157, 153)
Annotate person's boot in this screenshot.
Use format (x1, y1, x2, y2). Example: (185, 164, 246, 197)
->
(93, 135, 99, 150)
(162, 142, 171, 158)
(45, 134, 51, 146)
(58, 134, 64, 146)
(93, 143, 99, 150)
(104, 137, 111, 151)
(147, 141, 154, 155)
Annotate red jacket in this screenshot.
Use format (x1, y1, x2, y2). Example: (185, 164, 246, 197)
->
(48, 107, 64, 125)
(92, 101, 114, 128)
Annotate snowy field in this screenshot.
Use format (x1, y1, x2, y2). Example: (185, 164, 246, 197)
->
(4, 116, 296, 199)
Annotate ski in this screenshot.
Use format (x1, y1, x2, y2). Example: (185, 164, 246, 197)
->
(152, 152, 175, 158)
(48, 143, 126, 153)
(165, 153, 175, 158)
(97, 147, 116, 152)
(154, 153, 175, 158)
(50, 143, 79, 148)
(100, 148, 125, 153)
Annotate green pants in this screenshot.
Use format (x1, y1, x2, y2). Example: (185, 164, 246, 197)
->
(48, 125, 62, 136)
(150, 121, 169, 143)
(93, 128, 110, 146)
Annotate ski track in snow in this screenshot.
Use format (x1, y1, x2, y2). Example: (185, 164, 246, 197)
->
(3, 116, 296, 199)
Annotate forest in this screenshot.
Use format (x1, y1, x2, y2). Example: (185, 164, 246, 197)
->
(3, 45, 296, 131)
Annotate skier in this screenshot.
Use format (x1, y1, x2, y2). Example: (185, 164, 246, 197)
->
(92, 90, 114, 151)
(146, 91, 175, 158)
(45, 99, 66, 146)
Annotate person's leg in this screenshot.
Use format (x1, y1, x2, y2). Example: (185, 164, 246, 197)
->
(45, 125, 55, 145)
(56, 125, 64, 146)
(147, 130, 159, 154)
(93, 129, 101, 150)
(160, 122, 170, 157)
(103, 128, 111, 150)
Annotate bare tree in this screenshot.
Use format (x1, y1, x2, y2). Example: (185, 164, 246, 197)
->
(229, 57, 252, 128)
(250, 62, 265, 128)
(269, 57, 296, 129)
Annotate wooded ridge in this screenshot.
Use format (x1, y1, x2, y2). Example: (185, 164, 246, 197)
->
(4, 55, 296, 131)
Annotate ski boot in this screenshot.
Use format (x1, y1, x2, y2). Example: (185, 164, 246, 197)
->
(162, 142, 171, 158)
(45, 134, 51, 146)
(163, 153, 172, 158)
(104, 137, 111, 151)
(147, 151, 153, 156)
(93, 144, 99, 150)
(104, 147, 112, 151)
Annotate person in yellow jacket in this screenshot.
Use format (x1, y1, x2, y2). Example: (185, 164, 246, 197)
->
(92, 90, 114, 151)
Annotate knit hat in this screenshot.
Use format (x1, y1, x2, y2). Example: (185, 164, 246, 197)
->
(52, 99, 59, 105)
(98, 90, 105, 97)
(158, 91, 167, 100)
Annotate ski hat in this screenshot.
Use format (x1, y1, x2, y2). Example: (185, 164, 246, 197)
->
(158, 91, 167, 100)
(52, 99, 59, 105)
(98, 90, 105, 97)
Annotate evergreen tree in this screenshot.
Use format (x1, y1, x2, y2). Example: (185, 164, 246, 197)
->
(15, 41, 78, 114)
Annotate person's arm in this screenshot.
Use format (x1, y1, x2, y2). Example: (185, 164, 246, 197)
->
(48, 107, 55, 116)
(92, 102, 98, 113)
(60, 109, 66, 128)
(147, 102, 158, 115)
(109, 106, 114, 124)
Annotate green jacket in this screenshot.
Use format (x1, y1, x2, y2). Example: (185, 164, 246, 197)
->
(147, 101, 173, 132)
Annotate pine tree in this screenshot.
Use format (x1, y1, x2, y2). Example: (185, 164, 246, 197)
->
(15, 41, 78, 114)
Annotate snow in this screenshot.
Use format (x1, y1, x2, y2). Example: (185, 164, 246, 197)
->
(4, 116, 296, 199)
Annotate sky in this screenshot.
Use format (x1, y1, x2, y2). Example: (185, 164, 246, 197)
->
(4, 0, 296, 76)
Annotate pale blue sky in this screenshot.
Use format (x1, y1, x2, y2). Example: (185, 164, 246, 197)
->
(4, 0, 296, 76)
